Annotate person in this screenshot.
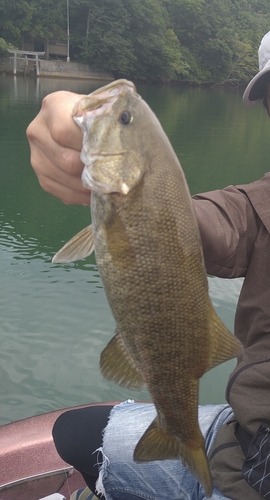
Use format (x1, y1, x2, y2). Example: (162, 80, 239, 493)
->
(27, 31, 270, 500)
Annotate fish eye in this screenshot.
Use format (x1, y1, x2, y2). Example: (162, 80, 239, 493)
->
(119, 110, 132, 125)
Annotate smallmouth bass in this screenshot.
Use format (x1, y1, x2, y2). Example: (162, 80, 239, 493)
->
(53, 79, 242, 497)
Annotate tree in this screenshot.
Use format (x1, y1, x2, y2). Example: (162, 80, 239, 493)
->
(0, 37, 16, 56)
(163, 0, 268, 84)
(69, 0, 135, 74)
(70, 0, 185, 81)
(28, 0, 67, 41)
(0, 0, 34, 46)
(0, 0, 67, 49)
(124, 0, 185, 81)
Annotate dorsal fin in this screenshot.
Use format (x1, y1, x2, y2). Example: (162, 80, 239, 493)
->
(206, 304, 242, 372)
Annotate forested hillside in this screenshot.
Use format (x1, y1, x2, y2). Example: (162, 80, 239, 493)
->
(0, 0, 269, 84)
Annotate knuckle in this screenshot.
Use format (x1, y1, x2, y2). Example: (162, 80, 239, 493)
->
(38, 175, 50, 192)
(26, 120, 36, 141)
(50, 120, 66, 146)
(28, 151, 40, 174)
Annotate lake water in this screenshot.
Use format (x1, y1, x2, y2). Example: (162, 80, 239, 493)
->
(0, 75, 269, 425)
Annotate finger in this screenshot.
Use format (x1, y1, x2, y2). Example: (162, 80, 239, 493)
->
(29, 144, 90, 205)
(27, 116, 84, 178)
(39, 175, 91, 205)
(42, 91, 86, 151)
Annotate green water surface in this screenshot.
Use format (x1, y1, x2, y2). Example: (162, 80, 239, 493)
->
(0, 75, 269, 424)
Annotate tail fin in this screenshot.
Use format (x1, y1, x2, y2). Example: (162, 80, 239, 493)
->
(134, 417, 212, 498)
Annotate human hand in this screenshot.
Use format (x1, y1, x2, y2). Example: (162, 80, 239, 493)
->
(26, 91, 90, 205)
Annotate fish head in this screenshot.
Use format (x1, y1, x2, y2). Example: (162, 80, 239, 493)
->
(73, 79, 155, 196)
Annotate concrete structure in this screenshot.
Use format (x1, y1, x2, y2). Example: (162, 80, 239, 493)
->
(38, 60, 113, 80)
(0, 57, 113, 81)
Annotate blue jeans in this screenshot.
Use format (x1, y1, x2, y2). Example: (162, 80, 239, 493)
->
(95, 400, 233, 500)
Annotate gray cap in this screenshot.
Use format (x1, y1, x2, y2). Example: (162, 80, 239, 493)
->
(243, 31, 270, 106)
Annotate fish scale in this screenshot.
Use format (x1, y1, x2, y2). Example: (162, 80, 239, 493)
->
(52, 79, 242, 498)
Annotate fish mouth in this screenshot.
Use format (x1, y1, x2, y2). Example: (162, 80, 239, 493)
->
(80, 151, 126, 164)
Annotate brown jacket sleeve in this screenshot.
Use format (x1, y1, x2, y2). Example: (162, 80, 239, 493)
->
(192, 185, 260, 279)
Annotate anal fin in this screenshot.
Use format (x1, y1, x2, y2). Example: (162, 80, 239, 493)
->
(100, 331, 144, 389)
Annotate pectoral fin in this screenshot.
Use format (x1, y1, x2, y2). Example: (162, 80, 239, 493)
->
(100, 331, 144, 389)
(52, 225, 94, 263)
